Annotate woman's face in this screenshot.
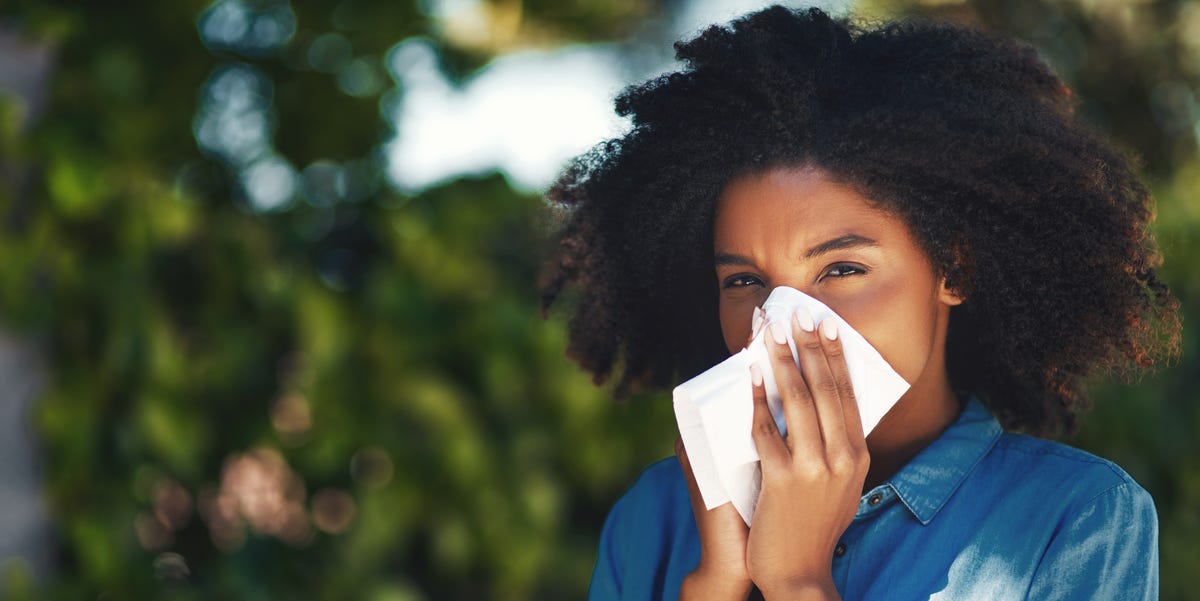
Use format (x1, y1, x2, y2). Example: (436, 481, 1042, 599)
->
(712, 166, 961, 388)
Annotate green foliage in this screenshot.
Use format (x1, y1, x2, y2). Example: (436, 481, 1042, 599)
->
(0, 1, 677, 599)
(0, 0, 1197, 599)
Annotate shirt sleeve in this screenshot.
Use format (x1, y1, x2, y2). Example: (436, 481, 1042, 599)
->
(1026, 480, 1159, 601)
(587, 489, 630, 601)
(586, 457, 698, 601)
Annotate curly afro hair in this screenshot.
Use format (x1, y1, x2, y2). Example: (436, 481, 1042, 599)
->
(539, 4, 1180, 438)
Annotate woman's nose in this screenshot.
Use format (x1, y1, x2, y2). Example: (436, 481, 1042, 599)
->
(758, 281, 817, 303)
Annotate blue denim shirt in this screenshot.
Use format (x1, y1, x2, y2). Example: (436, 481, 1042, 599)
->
(587, 397, 1158, 600)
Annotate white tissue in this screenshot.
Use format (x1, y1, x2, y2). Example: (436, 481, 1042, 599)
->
(673, 286, 910, 525)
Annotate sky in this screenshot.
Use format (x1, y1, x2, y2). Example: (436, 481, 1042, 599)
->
(384, 0, 855, 194)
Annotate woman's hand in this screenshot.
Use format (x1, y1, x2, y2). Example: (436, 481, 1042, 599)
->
(746, 309, 869, 599)
(676, 307, 767, 601)
(676, 436, 753, 600)
(676, 307, 866, 600)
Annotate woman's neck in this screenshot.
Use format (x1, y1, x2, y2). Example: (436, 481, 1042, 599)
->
(862, 373, 963, 493)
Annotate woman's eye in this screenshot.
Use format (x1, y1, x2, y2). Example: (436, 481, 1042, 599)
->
(722, 274, 764, 289)
(822, 263, 866, 280)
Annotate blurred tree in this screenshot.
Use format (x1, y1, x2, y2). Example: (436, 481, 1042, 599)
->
(0, 0, 674, 599)
(0, 0, 1196, 600)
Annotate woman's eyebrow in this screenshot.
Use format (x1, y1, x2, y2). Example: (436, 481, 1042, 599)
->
(714, 235, 879, 267)
(714, 252, 755, 267)
(804, 234, 879, 259)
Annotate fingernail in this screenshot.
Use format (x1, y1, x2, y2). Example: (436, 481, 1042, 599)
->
(751, 307, 763, 333)
(769, 320, 788, 345)
(792, 306, 815, 332)
(820, 318, 838, 341)
(750, 363, 763, 386)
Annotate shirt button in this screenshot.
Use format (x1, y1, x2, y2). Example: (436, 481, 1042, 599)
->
(868, 493, 883, 506)
(834, 543, 847, 557)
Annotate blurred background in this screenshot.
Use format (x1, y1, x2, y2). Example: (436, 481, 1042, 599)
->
(0, 0, 1195, 599)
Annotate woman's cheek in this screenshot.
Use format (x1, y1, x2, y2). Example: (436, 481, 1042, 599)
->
(829, 284, 932, 384)
(718, 301, 750, 354)
(718, 288, 773, 353)
(871, 330, 925, 384)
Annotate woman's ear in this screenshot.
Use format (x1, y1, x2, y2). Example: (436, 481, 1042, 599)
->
(940, 240, 971, 306)
(938, 277, 966, 306)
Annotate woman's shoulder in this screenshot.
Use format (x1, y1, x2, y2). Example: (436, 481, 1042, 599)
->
(593, 456, 692, 557)
(588, 456, 700, 600)
(632, 456, 688, 488)
(944, 397, 1153, 511)
(989, 431, 1150, 502)
(960, 430, 1158, 544)
(980, 434, 1158, 599)
(610, 456, 692, 521)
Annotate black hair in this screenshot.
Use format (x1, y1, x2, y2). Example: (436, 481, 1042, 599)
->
(539, 5, 1180, 438)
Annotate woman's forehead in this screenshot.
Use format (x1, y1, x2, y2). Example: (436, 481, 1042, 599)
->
(713, 166, 907, 250)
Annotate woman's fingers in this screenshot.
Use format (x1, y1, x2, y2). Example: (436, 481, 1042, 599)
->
(764, 319, 822, 458)
(749, 363, 790, 467)
(789, 313, 851, 462)
(817, 319, 868, 454)
(759, 307, 865, 474)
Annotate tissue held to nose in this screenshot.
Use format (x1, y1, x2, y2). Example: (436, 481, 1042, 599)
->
(672, 286, 910, 525)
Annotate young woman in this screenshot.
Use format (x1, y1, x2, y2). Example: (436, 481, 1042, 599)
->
(539, 5, 1180, 600)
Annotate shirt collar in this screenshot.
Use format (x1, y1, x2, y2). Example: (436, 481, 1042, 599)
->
(887, 395, 1003, 526)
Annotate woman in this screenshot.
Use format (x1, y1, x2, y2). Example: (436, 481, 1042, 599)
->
(539, 5, 1180, 600)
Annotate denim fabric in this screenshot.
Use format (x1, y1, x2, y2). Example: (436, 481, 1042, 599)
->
(587, 397, 1158, 601)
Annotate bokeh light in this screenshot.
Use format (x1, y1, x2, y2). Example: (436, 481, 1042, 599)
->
(200, 448, 311, 551)
(198, 0, 296, 56)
